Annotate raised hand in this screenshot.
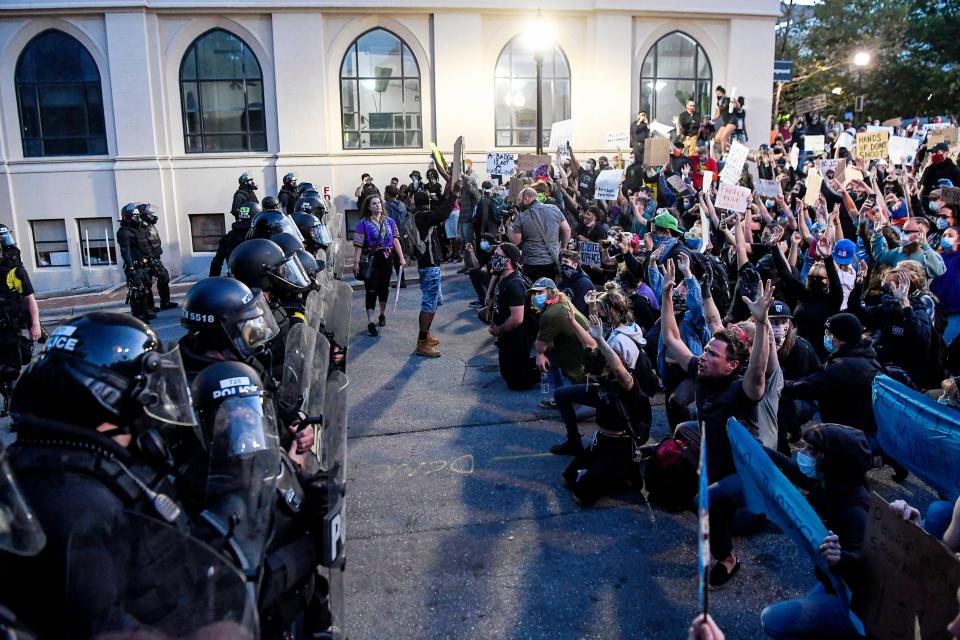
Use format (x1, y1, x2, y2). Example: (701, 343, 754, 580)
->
(677, 252, 693, 278)
(816, 236, 834, 258)
(742, 279, 775, 322)
(661, 259, 677, 295)
(819, 533, 842, 565)
(856, 259, 868, 285)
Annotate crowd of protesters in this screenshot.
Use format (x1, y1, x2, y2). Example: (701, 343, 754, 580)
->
(350, 96, 960, 637)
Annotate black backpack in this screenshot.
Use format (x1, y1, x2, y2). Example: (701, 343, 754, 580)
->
(692, 251, 732, 316)
(644, 436, 698, 512)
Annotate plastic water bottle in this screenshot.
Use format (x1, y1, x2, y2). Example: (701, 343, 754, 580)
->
(541, 371, 550, 396)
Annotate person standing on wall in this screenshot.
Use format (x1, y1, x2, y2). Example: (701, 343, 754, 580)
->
(136, 203, 178, 312)
(0, 224, 40, 417)
(678, 99, 702, 157)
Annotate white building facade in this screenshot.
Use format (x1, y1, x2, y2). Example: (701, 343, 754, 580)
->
(0, 0, 778, 292)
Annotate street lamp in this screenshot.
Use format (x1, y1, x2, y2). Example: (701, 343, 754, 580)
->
(525, 19, 554, 154)
(852, 51, 870, 118)
(853, 51, 871, 67)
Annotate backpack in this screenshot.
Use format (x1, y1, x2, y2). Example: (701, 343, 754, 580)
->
(692, 251, 732, 316)
(490, 194, 509, 223)
(632, 349, 662, 397)
(643, 436, 698, 512)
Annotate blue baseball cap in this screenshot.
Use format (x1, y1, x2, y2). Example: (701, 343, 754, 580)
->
(833, 239, 857, 266)
(937, 178, 954, 188)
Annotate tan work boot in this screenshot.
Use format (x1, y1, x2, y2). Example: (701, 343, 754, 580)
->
(416, 339, 441, 357)
(426, 332, 440, 347)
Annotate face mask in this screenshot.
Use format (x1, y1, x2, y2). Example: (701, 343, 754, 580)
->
(585, 162, 595, 171)
(652, 234, 670, 249)
(480, 240, 492, 252)
(823, 334, 835, 353)
(491, 254, 509, 273)
(941, 236, 956, 251)
(764, 199, 776, 209)
(483, 188, 493, 196)
(686, 238, 702, 251)
(937, 217, 950, 230)
(930, 201, 942, 213)
(772, 322, 789, 348)
(796, 451, 819, 479)
(932, 153, 946, 165)
(536, 193, 547, 204)
(533, 293, 548, 309)
(560, 264, 579, 280)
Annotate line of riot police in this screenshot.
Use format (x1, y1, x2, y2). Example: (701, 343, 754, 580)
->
(0, 182, 352, 640)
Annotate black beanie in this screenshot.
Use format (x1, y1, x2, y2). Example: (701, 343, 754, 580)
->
(499, 242, 522, 267)
(414, 191, 430, 207)
(825, 312, 863, 345)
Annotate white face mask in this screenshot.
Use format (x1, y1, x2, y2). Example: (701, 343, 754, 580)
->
(771, 322, 789, 348)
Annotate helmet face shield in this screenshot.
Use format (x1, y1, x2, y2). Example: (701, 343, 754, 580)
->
(278, 216, 305, 243)
(0, 226, 16, 250)
(212, 395, 276, 457)
(268, 252, 311, 291)
(225, 293, 280, 358)
(139, 346, 199, 428)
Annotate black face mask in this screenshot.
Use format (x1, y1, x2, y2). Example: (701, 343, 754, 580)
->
(491, 255, 509, 273)
(560, 264, 580, 281)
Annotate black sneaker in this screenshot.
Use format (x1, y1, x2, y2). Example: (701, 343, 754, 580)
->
(708, 558, 740, 590)
(367, 322, 378, 337)
(550, 439, 584, 456)
(378, 314, 387, 327)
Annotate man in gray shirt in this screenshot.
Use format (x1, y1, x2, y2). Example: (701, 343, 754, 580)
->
(508, 188, 571, 282)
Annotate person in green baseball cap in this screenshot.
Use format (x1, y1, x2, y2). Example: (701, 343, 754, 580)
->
(647, 209, 690, 267)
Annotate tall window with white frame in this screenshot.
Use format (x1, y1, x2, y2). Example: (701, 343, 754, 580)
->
(494, 36, 571, 148)
(15, 29, 107, 157)
(639, 31, 712, 124)
(340, 28, 422, 150)
(179, 28, 266, 153)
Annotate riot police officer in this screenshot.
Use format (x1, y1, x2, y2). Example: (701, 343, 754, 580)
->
(247, 209, 305, 242)
(292, 210, 330, 255)
(0, 312, 198, 639)
(278, 172, 298, 215)
(136, 203, 177, 312)
(210, 201, 260, 277)
(117, 203, 154, 323)
(0, 224, 40, 416)
(231, 173, 259, 220)
(261, 195, 281, 212)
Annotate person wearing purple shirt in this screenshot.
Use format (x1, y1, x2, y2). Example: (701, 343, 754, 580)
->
(353, 194, 406, 336)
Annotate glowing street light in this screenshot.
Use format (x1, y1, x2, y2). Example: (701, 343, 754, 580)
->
(831, 87, 843, 95)
(853, 51, 871, 67)
(524, 16, 555, 154)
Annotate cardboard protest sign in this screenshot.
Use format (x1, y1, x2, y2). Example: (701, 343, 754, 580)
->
(517, 154, 550, 173)
(508, 177, 524, 201)
(667, 174, 695, 196)
(714, 183, 751, 213)
(606, 131, 629, 147)
(941, 187, 960, 206)
(719, 141, 750, 185)
(548, 119, 574, 150)
(816, 158, 847, 182)
(644, 137, 671, 167)
(844, 165, 864, 186)
(755, 179, 780, 198)
(429, 142, 449, 173)
(923, 122, 953, 135)
(853, 492, 960, 640)
(873, 374, 960, 501)
(649, 120, 675, 139)
(803, 170, 823, 206)
(882, 117, 903, 127)
(928, 127, 959, 146)
(486, 152, 516, 177)
(450, 136, 465, 185)
(856, 131, 890, 161)
(888, 136, 920, 166)
(804, 135, 826, 155)
(795, 94, 827, 115)
(727, 420, 852, 605)
(578, 241, 601, 268)
(594, 169, 623, 201)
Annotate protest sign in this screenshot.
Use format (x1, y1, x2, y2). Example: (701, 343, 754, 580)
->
(795, 94, 827, 115)
(667, 174, 694, 196)
(606, 131, 629, 147)
(867, 125, 895, 136)
(451, 136, 464, 185)
(803, 170, 823, 206)
(836, 131, 855, 149)
(508, 177, 524, 201)
(649, 120, 675, 139)
(844, 165, 865, 186)
(578, 241, 601, 268)
(727, 420, 851, 605)
(517, 154, 549, 173)
(746, 160, 760, 187)
(854, 492, 960, 640)
(548, 119, 574, 151)
(594, 169, 623, 201)
(644, 137, 671, 167)
(882, 117, 903, 127)
(714, 183, 751, 213)
(788, 145, 800, 168)
(856, 131, 889, 161)
(923, 121, 953, 135)
(816, 158, 846, 182)
(719, 141, 750, 185)
(804, 135, 826, 155)
(486, 152, 516, 177)
(701, 170, 715, 190)
(755, 179, 779, 198)
(699, 210, 710, 253)
(887, 136, 919, 166)
(941, 187, 960, 206)
(873, 374, 960, 501)
(928, 127, 959, 146)
(429, 142, 449, 173)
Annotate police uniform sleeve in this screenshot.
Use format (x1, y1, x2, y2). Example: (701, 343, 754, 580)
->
(13, 266, 33, 297)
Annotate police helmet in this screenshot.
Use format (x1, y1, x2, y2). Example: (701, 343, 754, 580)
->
(261, 196, 280, 211)
(239, 173, 258, 191)
(237, 201, 261, 224)
(269, 232, 304, 254)
(11, 312, 197, 431)
(0, 224, 16, 250)
(137, 203, 159, 225)
(120, 202, 141, 223)
(248, 210, 304, 243)
(228, 239, 312, 293)
(180, 277, 280, 359)
(296, 249, 324, 284)
(294, 195, 325, 217)
(282, 173, 298, 187)
(295, 182, 315, 196)
(291, 211, 330, 253)
(190, 360, 277, 455)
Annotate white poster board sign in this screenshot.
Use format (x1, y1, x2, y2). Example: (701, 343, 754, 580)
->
(486, 152, 517, 176)
(888, 136, 920, 165)
(804, 135, 826, 154)
(549, 119, 574, 151)
(606, 131, 629, 147)
(836, 132, 855, 150)
(867, 125, 895, 136)
(594, 169, 623, 200)
(804, 170, 823, 206)
(755, 179, 780, 198)
(789, 145, 800, 168)
(649, 121, 675, 139)
(720, 141, 750, 185)
(702, 170, 715, 190)
(715, 183, 752, 213)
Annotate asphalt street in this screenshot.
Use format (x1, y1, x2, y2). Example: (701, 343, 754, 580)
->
(3, 273, 943, 639)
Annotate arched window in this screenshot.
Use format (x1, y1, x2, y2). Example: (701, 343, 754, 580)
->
(340, 28, 422, 149)
(495, 37, 570, 148)
(639, 32, 712, 123)
(15, 29, 107, 157)
(179, 28, 266, 153)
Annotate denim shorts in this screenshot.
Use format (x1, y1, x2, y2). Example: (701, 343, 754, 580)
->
(419, 266, 443, 312)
